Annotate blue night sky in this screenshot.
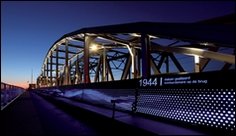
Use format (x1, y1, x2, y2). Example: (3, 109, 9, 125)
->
(1, 1, 235, 88)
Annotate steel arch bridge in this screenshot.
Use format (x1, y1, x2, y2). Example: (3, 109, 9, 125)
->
(36, 22, 235, 88)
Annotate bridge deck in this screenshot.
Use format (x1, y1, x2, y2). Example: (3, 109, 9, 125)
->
(1, 90, 208, 135)
(1, 92, 100, 135)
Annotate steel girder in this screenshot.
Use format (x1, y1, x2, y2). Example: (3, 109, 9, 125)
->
(37, 23, 235, 88)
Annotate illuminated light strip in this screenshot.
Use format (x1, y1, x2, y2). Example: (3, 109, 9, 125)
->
(194, 55, 200, 63)
(130, 33, 141, 37)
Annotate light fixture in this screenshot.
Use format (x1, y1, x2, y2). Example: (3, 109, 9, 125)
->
(90, 43, 98, 51)
(148, 34, 158, 39)
(194, 55, 200, 63)
(199, 42, 214, 46)
(130, 33, 141, 37)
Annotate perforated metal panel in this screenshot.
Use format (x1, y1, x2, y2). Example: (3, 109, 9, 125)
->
(136, 88, 235, 131)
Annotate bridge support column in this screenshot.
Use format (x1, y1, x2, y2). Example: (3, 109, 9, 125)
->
(102, 48, 106, 81)
(131, 45, 137, 78)
(141, 33, 150, 78)
(64, 39, 70, 85)
(94, 54, 102, 82)
(47, 58, 49, 86)
(69, 60, 71, 85)
(50, 52, 53, 86)
(43, 64, 46, 77)
(137, 50, 141, 78)
(75, 55, 80, 84)
(165, 55, 169, 73)
(84, 35, 96, 83)
(56, 45, 59, 86)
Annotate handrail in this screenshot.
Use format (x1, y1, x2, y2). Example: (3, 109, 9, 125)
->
(1, 82, 25, 110)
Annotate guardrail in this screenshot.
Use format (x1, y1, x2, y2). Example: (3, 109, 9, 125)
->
(1, 82, 25, 110)
(35, 70, 235, 135)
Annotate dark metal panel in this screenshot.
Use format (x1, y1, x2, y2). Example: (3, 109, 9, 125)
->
(141, 33, 150, 78)
(221, 63, 232, 71)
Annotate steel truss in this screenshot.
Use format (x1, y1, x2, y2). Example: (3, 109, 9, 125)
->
(37, 22, 235, 87)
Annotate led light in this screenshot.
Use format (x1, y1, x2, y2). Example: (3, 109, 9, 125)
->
(130, 33, 141, 37)
(136, 87, 235, 131)
(194, 55, 200, 63)
(199, 42, 214, 46)
(90, 43, 98, 51)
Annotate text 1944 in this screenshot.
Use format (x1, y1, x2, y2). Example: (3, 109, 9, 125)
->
(139, 78, 158, 87)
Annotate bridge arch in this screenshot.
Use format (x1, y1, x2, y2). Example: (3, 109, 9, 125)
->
(37, 22, 235, 87)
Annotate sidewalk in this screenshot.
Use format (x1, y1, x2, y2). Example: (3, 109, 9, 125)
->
(0, 91, 154, 136)
(1, 92, 44, 135)
(1, 92, 98, 135)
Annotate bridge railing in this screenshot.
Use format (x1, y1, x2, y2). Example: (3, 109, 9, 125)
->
(35, 70, 235, 135)
(1, 82, 25, 110)
(35, 79, 138, 112)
